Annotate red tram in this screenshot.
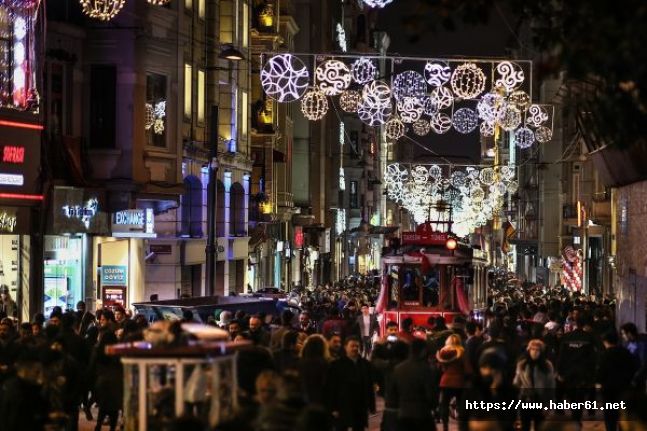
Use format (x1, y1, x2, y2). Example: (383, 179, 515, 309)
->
(375, 222, 488, 334)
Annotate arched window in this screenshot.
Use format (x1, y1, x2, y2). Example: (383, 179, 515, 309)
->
(216, 180, 226, 237)
(181, 175, 203, 237)
(230, 182, 246, 236)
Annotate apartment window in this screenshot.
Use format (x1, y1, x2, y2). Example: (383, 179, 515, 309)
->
(184, 63, 192, 119)
(242, 1, 249, 48)
(350, 181, 358, 208)
(198, 0, 205, 19)
(146, 73, 167, 147)
(89, 65, 116, 149)
(241, 90, 248, 139)
(197, 69, 205, 124)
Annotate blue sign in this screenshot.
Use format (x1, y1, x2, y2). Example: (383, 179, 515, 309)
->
(101, 265, 128, 286)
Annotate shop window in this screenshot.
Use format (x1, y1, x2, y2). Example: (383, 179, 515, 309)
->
(230, 182, 245, 236)
(146, 73, 167, 148)
(0, 4, 39, 110)
(350, 181, 358, 209)
(181, 176, 203, 237)
(89, 65, 117, 149)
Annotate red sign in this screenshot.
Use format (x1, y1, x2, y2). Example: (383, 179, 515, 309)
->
(294, 226, 304, 248)
(402, 222, 449, 245)
(2, 146, 24, 164)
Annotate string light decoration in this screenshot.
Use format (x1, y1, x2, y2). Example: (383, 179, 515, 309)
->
(509, 90, 530, 110)
(499, 105, 522, 131)
(351, 57, 377, 84)
(315, 60, 351, 96)
(80, 0, 126, 21)
(412, 119, 431, 136)
(480, 121, 495, 137)
(430, 112, 452, 134)
(145, 100, 166, 134)
(361, 0, 394, 8)
(339, 90, 362, 113)
(535, 125, 553, 143)
(261, 54, 310, 102)
(495, 61, 525, 92)
(479, 168, 495, 185)
(147, 0, 171, 4)
(452, 108, 479, 134)
(450, 62, 486, 99)
(430, 86, 453, 110)
(362, 80, 392, 107)
(514, 127, 536, 148)
(477, 92, 506, 123)
(357, 98, 392, 126)
(396, 97, 424, 123)
(423, 96, 438, 116)
(300, 88, 328, 121)
(526, 104, 549, 127)
(424, 61, 451, 87)
(385, 118, 406, 140)
(392, 70, 427, 100)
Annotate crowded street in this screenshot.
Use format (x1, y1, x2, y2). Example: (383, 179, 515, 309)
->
(1, 0, 647, 430)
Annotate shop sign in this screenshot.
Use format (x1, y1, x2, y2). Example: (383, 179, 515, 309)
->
(102, 286, 126, 309)
(101, 265, 128, 286)
(112, 208, 155, 238)
(0, 211, 17, 232)
(2, 145, 25, 164)
(149, 244, 172, 255)
(0, 173, 24, 186)
(294, 226, 304, 248)
(63, 198, 99, 228)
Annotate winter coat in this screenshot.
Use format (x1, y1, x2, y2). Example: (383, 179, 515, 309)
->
(556, 329, 599, 385)
(326, 356, 376, 429)
(90, 351, 123, 412)
(298, 357, 328, 405)
(596, 346, 639, 400)
(391, 357, 436, 419)
(513, 358, 555, 403)
(436, 346, 472, 388)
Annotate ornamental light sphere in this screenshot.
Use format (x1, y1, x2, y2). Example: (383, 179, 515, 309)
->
(499, 105, 522, 131)
(385, 117, 406, 140)
(351, 57, 377, 84)
(453, 107, 479, 134)
(412, 119, 431, 136)
(477, 92, 506, 123)
(339, 90, 362, 113)
(424, 61, 451, 87)
(362, 80, 391, 108)
(507, 180, 519, 194)
(430, 112, 452, 134)
(429, 164, 442, 179)
(451, 170, 467, 188)
(261, 54, 310, 103)
(422, 96, 438, 116)
(315, 60, 352, 96)
(526, 104, 549, 127)
(396, 97, 424, 123)
(495, 61, 525, 92)
(514, 126, 536, 148)
(508, 90, 530, 110)
(430, 86, 454, 110)
(412, 165, 430, 184)
(535, 125, 553, 143)
(392, 70, 427, 100)
(479, 167, 495, 185)
(450, 62, 486, 99)
(479, 121, 495, 137)
(300, 89, 329, 121)
(81, 0, 126, 21)
(358, 98, 392, 126)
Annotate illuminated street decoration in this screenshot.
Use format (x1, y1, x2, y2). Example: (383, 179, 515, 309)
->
(315, 60, 352, 96)
(430, 112, 452, 134)
(424, 61, 451, 87)
(514, 127, 536, 149)
(361, 0, 394, 8)
(339, 90, 362, 113)
(80, 0, 125, 21)
(261, 54, 310, 102)
(396, 97, 424, 123)
(450, 62, 486, 99)
(526, 104, 549, 127)
(430, 86, 454, 110)
(336, 23, 347, 52)
(392, 70, 427, 100)
(452, 108, 479, 134)
(145, 100, 166, 134)
(534, 126, 553, 143)
(509, 90, 531, 110)
(412, 119, 431, 136)
(385, 117, 406, 140)
(300, 88, 328, 121)
(147, 0, 170, 4)
(351, 57, 377, 84)
(495, 61, 525, 92)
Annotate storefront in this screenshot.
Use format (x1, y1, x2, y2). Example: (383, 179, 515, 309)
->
(0, 207, 31, 320)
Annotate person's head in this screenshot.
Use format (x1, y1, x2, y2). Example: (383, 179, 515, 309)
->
(445, 333, 463, 347)
(328, 333, 342, 352)
(299, 312, 311, 327)
(228, 320, 242, 338)
(602, 331, 620, 349)
(361, 304, 370, 316)
(0, 284, 9, 301)
(281, 330, 299, 351)
(526, 339, 545, 361)
(621, 322, 638, 342)
(50, 306, 63, 320)
(100, 310, 115, 328)
(182, 309, 194, 322)
(255, 370, 280, 406)
(386, 321, 399, 336)
(409, 338, 428, 360)
(344, 336, 361, 360)
(114, 306, 126, 322)
(249, 315, 263, 332)
(76, 301, 86, 313)
(280, 309, 294, 327)
(478, 349, 507, 388)
(402, 317, 413, 332)
(434, 315, 447, 329)
(31, 321, 42, 336)
(0, 320, 10, 339)
(301, 334, 330, 361)
(48, 315, 61, 327)
(466, 321, 482, 337)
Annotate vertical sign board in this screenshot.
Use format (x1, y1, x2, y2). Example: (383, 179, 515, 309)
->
(0, 119, 41, 197)
(101, 265, 128, 308)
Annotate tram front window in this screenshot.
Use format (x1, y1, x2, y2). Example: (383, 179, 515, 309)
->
(423, 268, 440, 307)
(402, 270, 423, 302)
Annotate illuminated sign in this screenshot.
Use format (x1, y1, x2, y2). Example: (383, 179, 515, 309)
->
(112, 208, 156, 238)
(0, 173, 24, 186)
(63, 198, 99, 228)
(2, 146, 24, 164)
(0, 211, 17, 232)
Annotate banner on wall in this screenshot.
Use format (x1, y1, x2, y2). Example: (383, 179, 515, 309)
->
(101, 265, 128, 286)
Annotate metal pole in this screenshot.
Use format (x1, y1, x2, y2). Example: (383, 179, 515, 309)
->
(206, 105, 219, 296)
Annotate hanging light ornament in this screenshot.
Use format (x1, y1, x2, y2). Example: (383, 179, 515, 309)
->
(499, 105, 522, 131)
(412, 119, 431, 136)
(81, 0, 126, 21)
(357, 98, 392, 126)
(429, 164, 442, 179)
(470, 186, 485, 202)
(509, 90, 531, 110)
(422, 96, 438, 116)
(452, 107, 479, 134)
(430, 112, 452, 134)
(350, 57, 377, 84)
(300, 88, 329, 121)
(339, 90, 362, 113)
(392, 70, 427, 100)
(385, 117, 406, 140)
(147, 0, 171, 4)
(495, 61, 525, 92)
(261, 54, 310, 102)
(362, 0, 394, 8)
(362, 80, 391, 107)
(396, 97, 424, 123)
(450, 62, 486, 99)
(451, 170, 467, 188)
(145, 104, 155, 130)
(479, 168, 495, 185)
(535, 125, 553, 143)
(526, 104, 549, 127)
(480, 121, 495, 137)
(477, 92, 506, 123)
(507, 180, 519, 194)
(423, 61, 451, 87)
(514, 126, 536, 148)
(315, 60, 352, 96)
(430, 86, 454, 110)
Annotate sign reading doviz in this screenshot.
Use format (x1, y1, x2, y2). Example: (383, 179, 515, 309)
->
(101, 265, 128, 286)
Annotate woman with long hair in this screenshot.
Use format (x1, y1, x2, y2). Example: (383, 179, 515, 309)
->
(436, 334, 471, 431)
(513, 339, 555, 431)
(298, 334, 331, 405)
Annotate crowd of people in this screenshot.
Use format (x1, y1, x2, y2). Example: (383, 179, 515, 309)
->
(0, 277, 646, 431)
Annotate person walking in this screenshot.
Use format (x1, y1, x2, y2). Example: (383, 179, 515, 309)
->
(89, 331, 123, 431)
(436, 334, 471, 431)
(355, 304, 378, 357)
(513, 339, 555, 431)
(298, 334, 330, 406)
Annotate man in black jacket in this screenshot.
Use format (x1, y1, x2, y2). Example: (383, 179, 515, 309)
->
(326, 336, 376, 431)
(390, 339, 436, 430)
